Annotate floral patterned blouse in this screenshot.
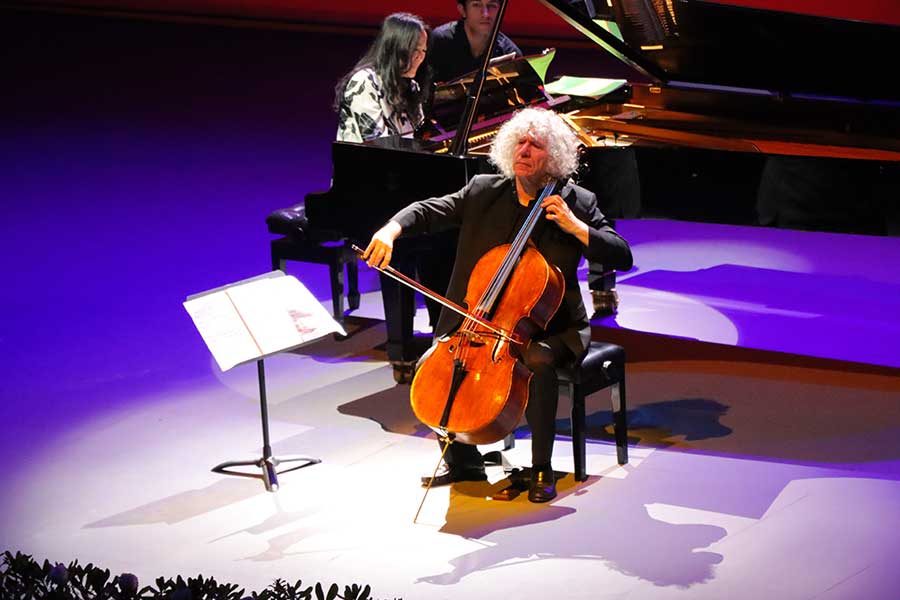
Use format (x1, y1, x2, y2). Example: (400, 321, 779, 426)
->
(336, 67, 423, 143)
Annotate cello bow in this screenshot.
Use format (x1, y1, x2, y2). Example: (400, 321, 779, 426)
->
(350, 244, 522, 345)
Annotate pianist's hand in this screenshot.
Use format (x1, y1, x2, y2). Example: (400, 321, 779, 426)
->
(364, 220, 403, 269)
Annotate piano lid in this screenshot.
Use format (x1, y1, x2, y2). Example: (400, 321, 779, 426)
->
(422, 50, 557, 142)
(539, 0, 900, 104)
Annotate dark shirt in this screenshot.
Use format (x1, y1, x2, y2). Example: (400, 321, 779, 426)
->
(429, 19, 523, 84)
(392, 174, 633, 358)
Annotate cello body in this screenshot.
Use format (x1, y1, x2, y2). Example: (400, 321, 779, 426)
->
(410, 242, 565, 445)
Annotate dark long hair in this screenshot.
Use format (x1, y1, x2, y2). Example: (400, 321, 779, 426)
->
(333, 12, 431, 118)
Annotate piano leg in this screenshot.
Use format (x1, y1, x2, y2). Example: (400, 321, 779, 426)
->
(346, 254, 360, 310)
(379, 266, 418, 384)
(588, 220, 617, 316)
(579, 149, 639, 317)
(416, 230, 457, 329)
(588, 263, 618, 316)
(328, 254, 347, 325)
(378, 234, 456, 384)
(580, 148, 641, 219)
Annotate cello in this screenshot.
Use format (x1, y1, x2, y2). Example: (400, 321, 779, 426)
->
(356, 179, 566, 447)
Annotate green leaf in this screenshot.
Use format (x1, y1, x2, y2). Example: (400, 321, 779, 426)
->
(86, 566, 110, 592)
(0, 553, 386, 600)
(325, 583, 338, 600)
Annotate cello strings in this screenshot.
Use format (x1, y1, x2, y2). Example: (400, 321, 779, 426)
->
(456, 179, 558, 366)
(434, 179, 560, 435)
(486, 179, 555, 308)
(475, 179, 557, 314)
(454, 179, 560, 364)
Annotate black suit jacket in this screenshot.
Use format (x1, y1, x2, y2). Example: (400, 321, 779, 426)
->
(428, 19, 522, 84)
(392, 174, 633, 358)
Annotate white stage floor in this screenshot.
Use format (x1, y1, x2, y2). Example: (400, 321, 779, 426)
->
(3, 290, 899, 600)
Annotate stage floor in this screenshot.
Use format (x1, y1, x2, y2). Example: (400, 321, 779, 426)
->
(2, 10, 899, 598)
(602, 219, 900, 369)
(2, 284, 900, 599)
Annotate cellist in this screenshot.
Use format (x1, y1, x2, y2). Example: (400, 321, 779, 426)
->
(363, 108, 633, 502)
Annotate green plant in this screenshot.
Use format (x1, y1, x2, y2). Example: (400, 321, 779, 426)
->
(0, 551, 390, 600)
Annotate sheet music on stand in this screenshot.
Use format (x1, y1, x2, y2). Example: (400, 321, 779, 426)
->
(184, 270, 346, 372)
(184, 271, 345, 491)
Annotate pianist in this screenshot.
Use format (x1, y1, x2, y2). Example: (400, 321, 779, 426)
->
(429, 0, 522, 84)
(363, 108, 632, 502)
(335, 13, 430, 143)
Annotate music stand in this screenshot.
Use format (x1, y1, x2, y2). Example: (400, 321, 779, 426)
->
(211, 359, 319, 492)
(184, 271, 345, 492)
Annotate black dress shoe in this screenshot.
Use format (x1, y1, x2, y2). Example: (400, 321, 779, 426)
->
(528, 466, 557, 503)
(421, 461, 487, 487)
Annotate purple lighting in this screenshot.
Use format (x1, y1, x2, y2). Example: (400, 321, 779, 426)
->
(600, 219, 900, 368)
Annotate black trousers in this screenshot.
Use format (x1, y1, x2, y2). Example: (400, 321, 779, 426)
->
(434, 334, 576, 468)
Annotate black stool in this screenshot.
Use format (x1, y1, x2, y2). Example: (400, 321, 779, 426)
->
(266, 204, 360, 325)
(561, 340, 628, 481)
(495, 341, 628, 482)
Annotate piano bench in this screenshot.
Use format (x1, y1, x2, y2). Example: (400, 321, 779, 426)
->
(496, 341, 628, 482)
(266, 205, 360, 325)
(270, 237, 360, 323)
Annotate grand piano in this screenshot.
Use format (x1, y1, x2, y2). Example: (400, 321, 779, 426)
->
(305, 0, 900, 381)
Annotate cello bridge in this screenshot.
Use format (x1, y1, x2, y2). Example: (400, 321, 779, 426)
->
(458, 331, 488, 346)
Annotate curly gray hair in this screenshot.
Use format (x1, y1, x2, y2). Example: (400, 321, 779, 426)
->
(489, 108, 580, 179)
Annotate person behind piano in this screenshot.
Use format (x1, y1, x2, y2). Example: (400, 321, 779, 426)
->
(335, 12, 430, 143)
(362, 108, 633, 503)
(428, 0, 522, 84)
